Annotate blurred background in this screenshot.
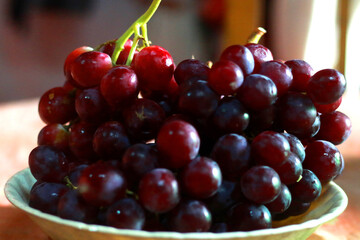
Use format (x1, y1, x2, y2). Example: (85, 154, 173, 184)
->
(0, 0, 359, 102)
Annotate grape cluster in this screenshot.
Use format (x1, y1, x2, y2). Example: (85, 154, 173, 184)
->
(28, 32, 350, 233)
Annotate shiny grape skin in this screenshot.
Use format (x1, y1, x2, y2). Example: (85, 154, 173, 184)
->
(240, 165, 281, 204)
(258, 60, 293, 97)
(289, 169, 322, 203)
(29, 145, 69, 183)
(245, 43, 273, 73)
(180, 157, 222, 199)
(70, 51, 113, 88)
(227, 202, 272, 231)
(220, 45, 255, 76)
(29, 182, 68, 215)
(156, 120, 200, 169)
(100, 65, 139, 109)
(212, 97, 250, 135)
(281, 133, 306, 162)
(101, 39, 138, 65)
(92, 121, 130, 159)
(303, 140, 344, 183)
(75, 87, 110, 123)
(273, 153, 303, 185)
(133, 45, 175, 91)
(106, 198, 145, 230)
(210, 133, 251, 181)
(78, 161, 127, 207)
(174, 59, 209, 85)
(285, 59, 314, 92)
(315, 111, 352, 145)
(57, 189, 98, 223)
(178, 80, 220, 119)
(37, 123, 70, 153)
(69, 121, 98, 160)
(64, 46, 93, 76)
(38, 87, 76, 124)
(237, 74, 278, 111)
(168, 200, 212, 232)
(265, 184, 292, 214)
(138, 168, 180, 213)
(207, 60, 244, 95)
(251, 131, 291, 167)
(307, 69, 346, 104)
(276, 91, 317, 138)
(122, 98, 166, 142)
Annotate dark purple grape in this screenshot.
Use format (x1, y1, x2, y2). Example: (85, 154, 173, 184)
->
(174, 59, 209, 85)
(58, 189, 98, 223)
(265, 184, 292, 214)
(220, 45, 255, 76)
(69, 121, 98, 160)
(307, 69, 346, 104)
(227, 202, 272, 231)
(181, 157, 222, 199)
(210, 133, 251, 180)
(237, 74, 278, 111)
(212, 97, 249, 135)
(67, 164, 88, 187)
(273, 153, 303, 185)
(29, 182, 68, 215)
(29, 145, 69, 183)
(303, 140, 344, 183)
(281, 133, 306, 162)
(178, 80, 219, 119)
(168, 200, 212, 232)
(241, 165, 281, 204)
(106, 198, 145, 230)
(289, 169, 321, 203)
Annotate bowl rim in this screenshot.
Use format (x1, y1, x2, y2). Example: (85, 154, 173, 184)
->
(4, 168, 348, 239)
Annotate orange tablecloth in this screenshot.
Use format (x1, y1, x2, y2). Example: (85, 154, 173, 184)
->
(1, 98, 360, 239)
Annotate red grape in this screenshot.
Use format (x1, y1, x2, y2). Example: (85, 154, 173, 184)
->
(220, 45, 255, 76)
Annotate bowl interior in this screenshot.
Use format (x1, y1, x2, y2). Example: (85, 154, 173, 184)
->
(4, 168, 348, 240)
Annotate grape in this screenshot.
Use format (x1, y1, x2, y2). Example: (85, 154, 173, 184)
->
(314, 97, 342, 114)
(58, 189, 98, 223)
(258, 60, 293, 97)
(106, 198, 145, 230)
(273, 153, 303, 185)
(38, 87, 76, 124)
(78, 161, 127, 207)
(285, 59, 314, 92)
(71, 51, 113, 88)
(212, 97, 250, 135)
(251, 131, 291, 167)
(237, 73, 278, 111)
(29, 145, 69, 183)
(210, 133, 251, 180)
(265, 184, 292, 214)
(227, 202, 272, 231)
(156, 120, 200, 169)
(69, 121, 98, 160)
(37, 123, 70, 153)
(208, 60, 244, 95)
(307, 69, 346, 104)
(93, 121, 130, 159)
(245, 43, 273, 73)
(133, 45, 175, 91)
(178, 80, 219, 119)
(174, 59, 209, 85)
(180, 157, 222, 199)
(281, 133, 306, 162)
(122, 98, 166, 141)
(289, 169, 321, 203)
(138, 168, 180, 213)
(220, 44, 255, 76)
(168, 200, 212, 232)
(303, 140, 344, 183)
(241, 165, 281, 204)
(315, 111, 351, 145)
(29, 182, 68, 215)
(101, 39, 138, 65)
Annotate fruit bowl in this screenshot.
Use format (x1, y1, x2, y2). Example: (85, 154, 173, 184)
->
(5, 168, 348, 240)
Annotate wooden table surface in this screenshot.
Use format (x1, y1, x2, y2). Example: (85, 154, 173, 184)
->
(0, 97, 359, 239)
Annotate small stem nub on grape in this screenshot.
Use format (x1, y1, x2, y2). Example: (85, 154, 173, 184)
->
(247, 27, 267, 44)
(64, 176, 78, 190)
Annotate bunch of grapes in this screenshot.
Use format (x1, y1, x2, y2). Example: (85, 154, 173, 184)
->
(27, 1, 350, 233)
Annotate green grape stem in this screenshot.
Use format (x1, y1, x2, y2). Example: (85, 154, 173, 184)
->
(111, 0, 162, 65)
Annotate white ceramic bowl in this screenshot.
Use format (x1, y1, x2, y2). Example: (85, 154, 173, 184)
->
(5, 168, 348, 240)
